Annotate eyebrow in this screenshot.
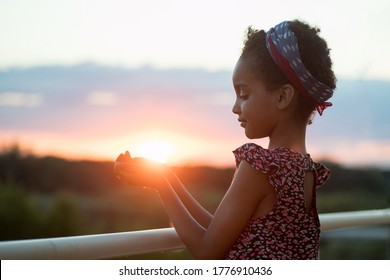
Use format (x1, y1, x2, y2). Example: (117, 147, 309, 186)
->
(233, 82, 249, 89)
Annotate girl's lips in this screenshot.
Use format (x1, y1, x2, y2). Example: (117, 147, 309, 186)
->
(238, 119, 247, 127)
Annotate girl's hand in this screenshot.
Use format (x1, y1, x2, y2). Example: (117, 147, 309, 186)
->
(114, 151, 167, 189)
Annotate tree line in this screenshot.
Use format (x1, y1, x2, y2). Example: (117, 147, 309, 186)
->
(0, 146, 389, 243)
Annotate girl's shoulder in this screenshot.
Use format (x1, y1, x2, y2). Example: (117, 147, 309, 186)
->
(232, 143, 279, 174)
(233, 143, 330, 186)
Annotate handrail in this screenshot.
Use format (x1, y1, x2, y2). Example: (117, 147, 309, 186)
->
(320, 208, 390, 231)
(0, 208, 389, 260)
(0, 228, 183, 260)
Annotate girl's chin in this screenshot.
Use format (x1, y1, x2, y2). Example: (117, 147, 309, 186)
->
(244, 132, 257, 140)
(244, 130, 266, 140)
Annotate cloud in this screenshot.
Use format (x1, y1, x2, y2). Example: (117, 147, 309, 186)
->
(0, 92, 43, 107)
(86, 91, 118, 106)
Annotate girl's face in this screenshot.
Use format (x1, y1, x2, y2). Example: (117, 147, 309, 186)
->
(232, 57, 280, 139)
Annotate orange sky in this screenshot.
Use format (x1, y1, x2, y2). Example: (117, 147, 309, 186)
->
(0, 128, 248, 167)
(4, 126, 390, 168)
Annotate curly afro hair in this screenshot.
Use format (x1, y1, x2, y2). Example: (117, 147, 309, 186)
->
(240, 19, 336, 123)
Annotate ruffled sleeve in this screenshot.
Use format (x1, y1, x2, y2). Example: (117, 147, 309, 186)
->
(233, 143, 331, 190)
(233, 143, 279, 174)
(313, 163, 331, 187)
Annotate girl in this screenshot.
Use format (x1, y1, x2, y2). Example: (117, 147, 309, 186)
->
(114, 19, 336, 260)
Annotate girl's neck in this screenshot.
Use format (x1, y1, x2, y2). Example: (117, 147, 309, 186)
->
(267, 121, 308, 155)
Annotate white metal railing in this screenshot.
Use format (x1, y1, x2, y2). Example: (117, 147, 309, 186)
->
(320, 208, 390, 231)
(0, 208, 389, 260)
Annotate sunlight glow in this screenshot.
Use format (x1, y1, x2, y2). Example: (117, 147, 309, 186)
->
(131, 140, 175, 163)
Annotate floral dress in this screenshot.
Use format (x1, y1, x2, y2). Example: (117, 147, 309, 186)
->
(225, 143, 330, 260)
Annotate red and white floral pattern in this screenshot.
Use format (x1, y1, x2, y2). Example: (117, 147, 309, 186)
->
(225, 143, 330, 260)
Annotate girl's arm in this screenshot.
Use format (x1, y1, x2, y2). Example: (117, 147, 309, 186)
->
(163, 169, 213, 229)
(156, 160, 272, 259)
(114, 153, 272, 259)
(114, 152, 212, 229)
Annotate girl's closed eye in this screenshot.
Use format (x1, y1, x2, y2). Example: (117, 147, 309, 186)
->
(239, 91, 249, 100)
(236, 86, 249, 100)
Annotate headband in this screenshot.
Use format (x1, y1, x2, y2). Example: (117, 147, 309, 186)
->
(266, 21, 333, 115)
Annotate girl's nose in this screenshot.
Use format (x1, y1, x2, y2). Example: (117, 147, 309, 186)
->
(232, 99, 240, 115)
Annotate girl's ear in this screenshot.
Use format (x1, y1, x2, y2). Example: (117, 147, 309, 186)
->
(274, 84, 295, 110)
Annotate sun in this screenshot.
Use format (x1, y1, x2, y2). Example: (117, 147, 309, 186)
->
(132, 140, 175, 163)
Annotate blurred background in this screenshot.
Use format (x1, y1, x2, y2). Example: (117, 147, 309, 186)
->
(1, 0, 389, 259)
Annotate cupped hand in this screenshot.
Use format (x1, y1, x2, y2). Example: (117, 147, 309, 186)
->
(114, 151, 167, 189)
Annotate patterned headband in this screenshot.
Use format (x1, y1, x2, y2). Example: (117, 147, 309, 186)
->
(266, 21, 333, 115)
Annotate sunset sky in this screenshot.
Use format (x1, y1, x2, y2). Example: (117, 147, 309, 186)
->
(1, 0, 390, 167)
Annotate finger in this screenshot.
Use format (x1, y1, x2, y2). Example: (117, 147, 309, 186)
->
(114, 161, 130, 172)
(115, 153, 125, 162)
(114, 161, 140, 174)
